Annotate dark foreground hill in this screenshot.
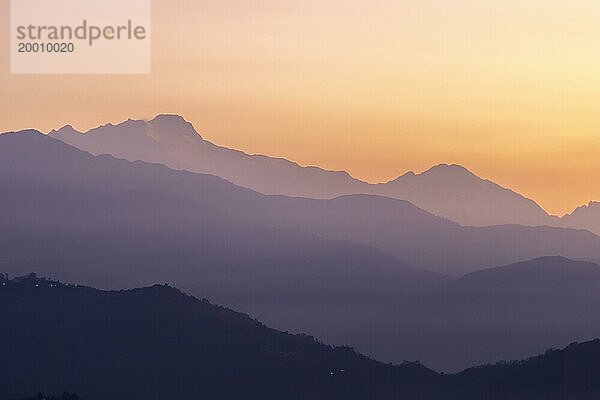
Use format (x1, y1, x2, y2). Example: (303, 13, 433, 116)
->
(11, 394, 80, 400)
(2, 275, 600, 400)
(0, 274, 437, 400)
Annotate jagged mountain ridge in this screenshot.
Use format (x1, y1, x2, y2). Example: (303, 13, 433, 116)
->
(49, 114, 559, 227)
(562, 201, 600, 235)
(50, 115, 366, 201)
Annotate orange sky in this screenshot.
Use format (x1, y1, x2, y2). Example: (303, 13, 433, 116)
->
(1, 0, 599, 215)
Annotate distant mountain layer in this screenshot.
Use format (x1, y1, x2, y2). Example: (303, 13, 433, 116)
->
(392, 256, 600, 371)
(262, 256, 600, 372)
(48, 114, 557, 227)
(2, 275, 600, 400)
(563, 202, 600, 235)
(49, 115, 367, 202)
(4, 131, 600, 276)
(2, 131, 600, 370)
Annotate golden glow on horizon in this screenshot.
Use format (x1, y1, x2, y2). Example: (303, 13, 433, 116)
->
(1, 0, 599, 215)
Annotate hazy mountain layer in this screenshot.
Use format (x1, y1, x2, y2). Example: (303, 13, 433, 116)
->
(49, 115, 367, 201)
(49, 115, 558, 227)
(389, 256, 600, 370)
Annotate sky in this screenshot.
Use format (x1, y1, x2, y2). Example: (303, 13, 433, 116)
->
(1, 0, 599, 215)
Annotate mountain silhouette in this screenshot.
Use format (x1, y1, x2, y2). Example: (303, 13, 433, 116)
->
(3, 131, 600, 370)
(562, 201, 600, 236)
(49, 115, 366, 200)
(0, 274, 436, 400)
(231, 194, 600, 275)
(372, 163, 555, 226)
(438, 255, 600, 295)
(408, 256, 600, 370)
(49, 114, 557, 227)
(2, 274, 600, 400)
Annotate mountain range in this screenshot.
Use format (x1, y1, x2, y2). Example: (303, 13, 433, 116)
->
(2, 130, 600, 370)
(2, 274, 600, 400)
(49, 114, 596, 230)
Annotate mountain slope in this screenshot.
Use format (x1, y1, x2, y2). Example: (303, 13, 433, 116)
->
(230, 196, 600, 275)
(0, 274, 437, 400)
(373, 164, 555, 226)
(2, 275, 600, 400)
(562, 201, 600, 236)
(439, 256, 600, 295)
(454, 339, 600, 400)
(49, 115, 367, 199)
(386, 256, 600, 371)
(49, 114, 556, 227)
